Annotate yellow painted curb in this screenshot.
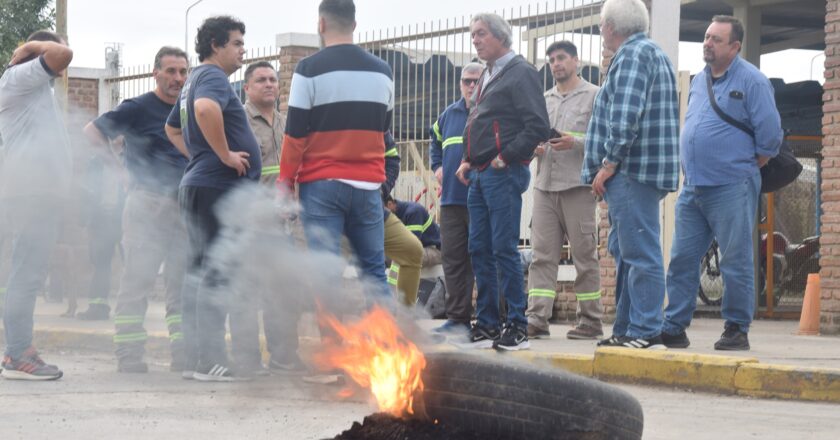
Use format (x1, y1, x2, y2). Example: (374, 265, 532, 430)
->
(512, 351, 595, 377)
(594, 347, 758, 393)
(734, 363, 840, 403)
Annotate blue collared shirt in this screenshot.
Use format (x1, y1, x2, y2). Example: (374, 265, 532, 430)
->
(581, 33, 680, 191)
(681, 56, 783, 186)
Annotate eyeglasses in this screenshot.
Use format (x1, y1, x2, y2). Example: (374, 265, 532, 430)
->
(461, 78, 479, 86)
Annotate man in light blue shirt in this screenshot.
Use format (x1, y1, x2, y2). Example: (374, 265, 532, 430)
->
(661, 15, 783, 351)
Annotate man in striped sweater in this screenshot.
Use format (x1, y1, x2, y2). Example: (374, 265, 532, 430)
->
(278, 0, 394, 300)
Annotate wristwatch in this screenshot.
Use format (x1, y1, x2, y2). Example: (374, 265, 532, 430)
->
(601, 158, 617, 170)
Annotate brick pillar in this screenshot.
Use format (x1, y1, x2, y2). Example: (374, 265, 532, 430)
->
(276, 33, 320, 113)
(820, 0, 840, 334)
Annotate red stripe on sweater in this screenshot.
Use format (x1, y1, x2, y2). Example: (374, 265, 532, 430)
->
(279, 130, 386, 184)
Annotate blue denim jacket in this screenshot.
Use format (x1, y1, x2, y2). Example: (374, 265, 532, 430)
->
(681, 56, 783, 186)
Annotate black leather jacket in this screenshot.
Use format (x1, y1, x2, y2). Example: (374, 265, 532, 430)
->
(463, 55, 550, 168)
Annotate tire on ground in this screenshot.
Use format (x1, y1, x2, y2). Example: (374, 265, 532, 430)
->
(420, 351, 644, 440)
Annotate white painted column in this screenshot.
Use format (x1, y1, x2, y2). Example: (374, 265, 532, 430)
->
(733, 3, 762, 67)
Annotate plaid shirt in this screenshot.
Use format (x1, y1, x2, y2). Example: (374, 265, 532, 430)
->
(581, 33, 680, 191)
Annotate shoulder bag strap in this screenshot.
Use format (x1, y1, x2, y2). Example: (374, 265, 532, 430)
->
(704, 73, 755, 138)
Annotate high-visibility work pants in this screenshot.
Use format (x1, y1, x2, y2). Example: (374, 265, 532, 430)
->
(113, 190, 187, 363)
(526, 187, 603, 331)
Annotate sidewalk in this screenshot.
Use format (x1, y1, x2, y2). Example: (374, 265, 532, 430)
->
(2, 298, 839, 403)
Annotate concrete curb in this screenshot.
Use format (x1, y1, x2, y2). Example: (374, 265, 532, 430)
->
(16, 328, 840, 404)
(517, 348, 840, 404)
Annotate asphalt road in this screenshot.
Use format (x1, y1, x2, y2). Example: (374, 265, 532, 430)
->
(0, 351, 837, 440)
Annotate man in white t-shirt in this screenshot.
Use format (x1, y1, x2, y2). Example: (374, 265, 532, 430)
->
(0, 30, 73, 381)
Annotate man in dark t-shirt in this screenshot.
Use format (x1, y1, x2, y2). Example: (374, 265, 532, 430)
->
(165, 16, 260, 382)
(83, 46, 190, 374)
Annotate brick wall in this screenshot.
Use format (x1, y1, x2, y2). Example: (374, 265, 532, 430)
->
(67, 77, 98, 116)
(277, 45, 319, 113)
(820, 0, 840, 334)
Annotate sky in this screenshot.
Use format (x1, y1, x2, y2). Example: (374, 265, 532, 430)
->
(66, 0, 824, 84)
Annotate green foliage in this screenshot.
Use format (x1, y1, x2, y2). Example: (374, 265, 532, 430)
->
(0, 0, 56, 72)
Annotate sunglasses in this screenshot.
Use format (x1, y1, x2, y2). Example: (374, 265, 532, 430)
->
(461, 78, 479, 86)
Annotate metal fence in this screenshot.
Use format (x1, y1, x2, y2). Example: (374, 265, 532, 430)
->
(104, 46, 282, 105)
(102, 0, 608, 227)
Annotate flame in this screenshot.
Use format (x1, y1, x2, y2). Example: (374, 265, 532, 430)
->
(312, 305, 426, 417)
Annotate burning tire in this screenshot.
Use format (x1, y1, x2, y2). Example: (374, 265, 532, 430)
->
(419, 351, 643, 440)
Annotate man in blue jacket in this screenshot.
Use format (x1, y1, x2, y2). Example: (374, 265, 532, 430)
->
(429, 62, 482, 334)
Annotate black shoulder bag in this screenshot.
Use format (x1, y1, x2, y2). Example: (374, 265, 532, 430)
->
(704, 74, 801, 193)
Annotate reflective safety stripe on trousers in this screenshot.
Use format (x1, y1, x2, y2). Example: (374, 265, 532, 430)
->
(528, 288, 556, 298)
(576, 291, 601, 301)
(262, 165, 280, 176)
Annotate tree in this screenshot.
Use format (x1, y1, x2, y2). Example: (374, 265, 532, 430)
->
(0, 0, 56, 73)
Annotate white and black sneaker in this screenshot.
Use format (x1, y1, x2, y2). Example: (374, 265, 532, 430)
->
(597, 335, 625, 347)
(193, 362, 248, 382)
(455, 323, 500, 349)
(621, 335, 667, 350)
(493, 323, 530, 351)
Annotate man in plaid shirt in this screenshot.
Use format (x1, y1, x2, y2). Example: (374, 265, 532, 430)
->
(582, 0, 679, 350)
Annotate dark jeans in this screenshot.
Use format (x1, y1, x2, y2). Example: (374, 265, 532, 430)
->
(179, 185, 228, 367)
(440, 205, 473, 323)
(468, 164, 530, 330)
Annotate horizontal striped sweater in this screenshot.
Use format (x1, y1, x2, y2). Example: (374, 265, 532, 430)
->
(278, 44, 394, 188)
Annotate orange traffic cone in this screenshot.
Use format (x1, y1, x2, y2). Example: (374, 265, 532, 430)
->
(797, 273, 821, 336)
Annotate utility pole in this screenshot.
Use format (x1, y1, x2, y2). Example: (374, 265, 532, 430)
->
(185, 0, 207, 60)
(55, 0, 69, 110)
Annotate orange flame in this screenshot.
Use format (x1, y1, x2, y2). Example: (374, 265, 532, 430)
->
(312, 305, 426, 417)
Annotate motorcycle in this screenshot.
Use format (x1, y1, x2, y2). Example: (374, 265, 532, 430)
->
(697, 233, 820, 307)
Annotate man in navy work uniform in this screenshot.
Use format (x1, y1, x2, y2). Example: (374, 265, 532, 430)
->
(165, 16, 261, 381)
(429, 62, 482, 334)
(385, 195, 442, 270)
(661, 15, 782, 351)
(84, 46, 190, 374)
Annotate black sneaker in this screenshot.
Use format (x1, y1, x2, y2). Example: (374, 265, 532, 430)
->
(597, 335, 625, 347)
(457, 323, 500, 349)
(714, 324, 750, 351)
(193, 362, 249, 382)
(621, 335, 667, 350)
(0, 347, 63, 380)
(661, 330, 690, 348)
(493, 323, 530, 351)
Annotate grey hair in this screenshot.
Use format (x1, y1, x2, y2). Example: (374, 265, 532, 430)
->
(471, 13, 512, 49)
(461, 62, 484, 77)
(601, 0, 649, 37)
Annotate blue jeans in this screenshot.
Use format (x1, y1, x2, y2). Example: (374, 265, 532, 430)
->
(468, 164, 530, 329)
(2, 197, 60, 359)
(603, 173, 668, 339)
(299, 180, 388, 300)
(664, 173, 761, 334)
